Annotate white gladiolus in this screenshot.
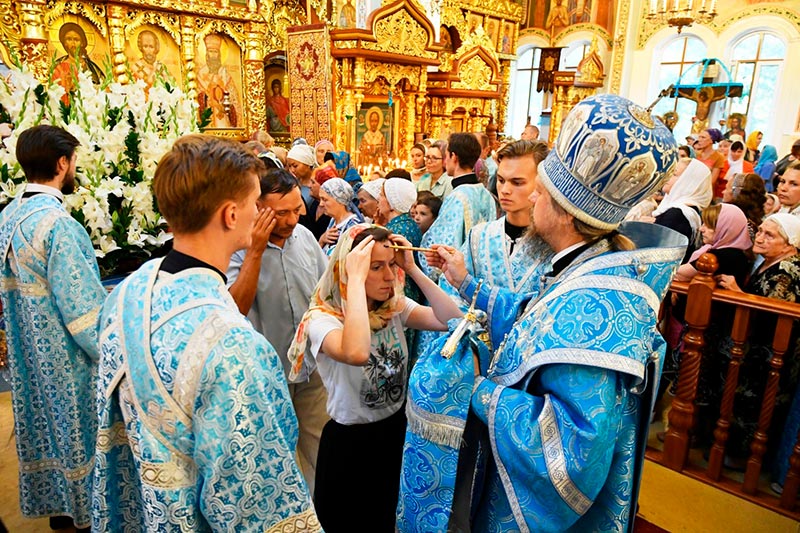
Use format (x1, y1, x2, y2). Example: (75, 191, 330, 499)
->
(0, 65, 198, 273)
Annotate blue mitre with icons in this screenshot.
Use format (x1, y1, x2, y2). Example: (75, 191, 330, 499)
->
(539, 93, 679, 230)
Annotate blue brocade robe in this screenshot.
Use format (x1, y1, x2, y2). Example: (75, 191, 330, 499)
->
(0, 194, 105, 528)
(443, 223, 685, 532)
(418, 183, 496, 280)
(92, 260, 319, 532)
(414, 217, 553, 365)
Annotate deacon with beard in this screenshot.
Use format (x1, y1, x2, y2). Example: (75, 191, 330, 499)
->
(0, 125, 106, 532)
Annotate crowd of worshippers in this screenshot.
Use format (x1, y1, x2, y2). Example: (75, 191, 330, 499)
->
(1, 94, 799, 533)
(626, 125, 800, 494)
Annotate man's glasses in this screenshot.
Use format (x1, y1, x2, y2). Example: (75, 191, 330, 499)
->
(424, 156, 442, 161)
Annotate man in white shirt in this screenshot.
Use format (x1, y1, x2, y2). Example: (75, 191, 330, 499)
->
(228, 167, 329, 493)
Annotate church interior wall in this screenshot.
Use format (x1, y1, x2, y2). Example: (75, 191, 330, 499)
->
(624, 12, 800, 153)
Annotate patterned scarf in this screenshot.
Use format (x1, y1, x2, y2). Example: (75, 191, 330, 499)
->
(287, 223, 405, 380)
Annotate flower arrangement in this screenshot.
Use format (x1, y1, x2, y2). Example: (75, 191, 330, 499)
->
(0, 63, 202, 275)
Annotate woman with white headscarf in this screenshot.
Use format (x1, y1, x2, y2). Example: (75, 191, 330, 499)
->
(357, 178, 385, 224)
(651, 158, 713, 263)
(379, 178, 423, 302)
(318, 178, 364, 255)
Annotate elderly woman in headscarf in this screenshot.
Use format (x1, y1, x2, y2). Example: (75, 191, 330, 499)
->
(378, 178, 423, 302)
(318, 178, 364, 254)
(648, 158, 713, 263)
(754, 145, 778, 190)
(315, 139, 335, 166)
(287, 225, 461, 532)
(764, 193, 781, 218)
(357, 178, 384, 224)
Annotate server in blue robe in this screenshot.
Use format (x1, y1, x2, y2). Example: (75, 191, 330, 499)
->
(414, 139, 554, 364)
(399, 95, 687, 532)
(0, 125, 105, 532)
(418, 133, 496, 280)
(92, 135, 319, 532)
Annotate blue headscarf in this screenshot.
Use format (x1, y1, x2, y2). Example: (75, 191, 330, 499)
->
(755, 145, 778, 174)
(332, 151, 363, 186)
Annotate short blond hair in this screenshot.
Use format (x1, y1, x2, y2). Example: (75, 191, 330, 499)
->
(153, 134, 261, 234)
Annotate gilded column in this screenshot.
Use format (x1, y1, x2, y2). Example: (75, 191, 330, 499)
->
(403, 87, 415, 156)
(180, 15, 197, 101)
(498, 61, 511, 135)
(244, 23, 266, 134)
(352, 57, 366, 163)
(15, 1, 48, 81)
(107, 5, 128, 84)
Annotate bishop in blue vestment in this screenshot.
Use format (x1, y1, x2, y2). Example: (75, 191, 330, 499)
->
(399, 95, 687, 532)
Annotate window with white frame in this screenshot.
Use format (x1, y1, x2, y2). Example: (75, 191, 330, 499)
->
(507, 47, 543, 138)
(726, 31, 785, 139)
(651, 35, 708, 144)
(560, 40, 590, 71)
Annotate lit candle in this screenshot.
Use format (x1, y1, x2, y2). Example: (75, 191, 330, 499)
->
(673, 0, 678, 12)
(700, 0, 706, 10)
(687, 0, 693, 11)
(710, 0, 716, 12)
(650, 0, 656, 13)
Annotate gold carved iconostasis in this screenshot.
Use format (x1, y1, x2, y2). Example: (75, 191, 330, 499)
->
(328, 0, 523, 168)
(0, 0, 323, 141)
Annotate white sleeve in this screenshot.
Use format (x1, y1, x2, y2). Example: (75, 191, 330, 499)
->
(399, 297, 420, 326)
(307, 314, 344, 360)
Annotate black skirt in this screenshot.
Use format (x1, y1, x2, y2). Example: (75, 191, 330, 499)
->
(314, 407, 407, 533)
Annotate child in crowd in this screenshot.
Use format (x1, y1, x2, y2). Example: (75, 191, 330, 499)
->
(411, 191, 441, 234)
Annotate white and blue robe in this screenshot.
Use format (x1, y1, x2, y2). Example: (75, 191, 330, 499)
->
(418, 182, 496, 280)
(0, 192, 105, 528)
(399, 222, 686, 532)
(92, 260, 319, 532)
(413, 217, 553, 364)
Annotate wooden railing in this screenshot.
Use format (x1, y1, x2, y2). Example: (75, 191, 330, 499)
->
(655, 253, 800, 514)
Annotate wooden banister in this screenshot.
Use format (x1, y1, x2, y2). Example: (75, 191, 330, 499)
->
(663, 253, 717, 470)
(744, 315, 795, 494)
(708, 306, 751, 480)
(657, 252, 800, 512)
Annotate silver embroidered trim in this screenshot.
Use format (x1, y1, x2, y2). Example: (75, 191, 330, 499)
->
(539, 395, 593, 516)
(494, 348, 645, 388)
(173, 312, 231, 418)
(405, 398, 466, 449)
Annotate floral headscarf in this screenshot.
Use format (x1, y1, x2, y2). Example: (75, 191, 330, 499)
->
(287, 223, 406, 380)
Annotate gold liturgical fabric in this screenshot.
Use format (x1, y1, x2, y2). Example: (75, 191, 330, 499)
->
(287, 24, 333, 143)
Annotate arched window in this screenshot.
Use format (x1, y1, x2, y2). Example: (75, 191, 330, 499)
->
(726, 31, 785, 139)
(507, 47, 543, 139)
(651, 35, 707, 144)
(560, 40, 591, 71)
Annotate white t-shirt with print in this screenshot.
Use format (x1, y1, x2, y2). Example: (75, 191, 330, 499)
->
(308, 297, 418, 425)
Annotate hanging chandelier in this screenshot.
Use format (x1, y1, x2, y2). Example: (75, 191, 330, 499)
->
(646, 0, 718, 33)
